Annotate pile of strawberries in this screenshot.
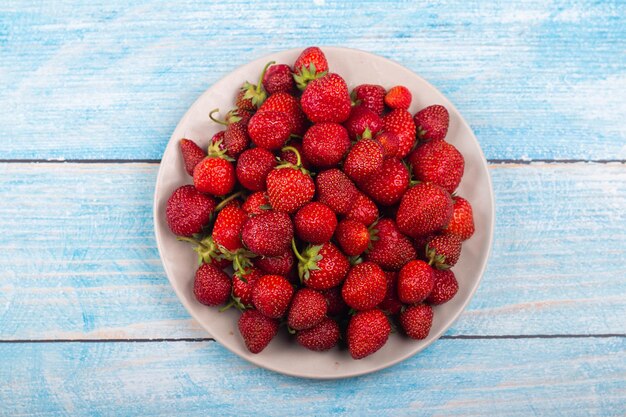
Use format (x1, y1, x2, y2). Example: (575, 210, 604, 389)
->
(166, 47, 475, 359)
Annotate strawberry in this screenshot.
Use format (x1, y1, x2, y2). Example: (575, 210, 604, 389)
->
(256, 250, 294, 276)
(247, 110, 294, 151)
(347, 309, 391, 359)
(335, 219, 370, 256)
(315, 168, 358, 215)
(242, 192, 270, 216)
(351, 84, 385, 115)
(193, 263, 231, 306)
(296, 318, 340, 351)
(343, 138, 384, 183)
(413, 233, 436, 261)
(292, 46, 329, 89)
(279, 141, 311, 170)
(302, 122, 351, 168)
(288, 288, 327, 330)
(414, 104, 449, 141)
(300, 73, 351, 123)
(231, 267, 263, 308)
(397, 260, 434, 304)
(236, 147, 277, 191)
(375, 131, 400, 159)
(294, 202, 337, 244)
(321, 287, 348, 316)
(426, 234, 462, 269)
(292, 241, 350, 290)
(345, 192, 379, 226)
(425, 269, 458, 305)
(236, 61, 274, 111)
(382, 109, 416, 158)
(238, 309, 279, 353)
(343, 106, 383, 140)
(241, 210, 293, 257)
(263, 63, 296, 95)
(378, 271, 402, 315)
(210, 131, 226, 151)
(396, 182, 454, 238)
(259, 92, 307, 136)
(399, 304, 433, 340)
(366, 218, 416, 270)
(193, 140, 236, 197)
(179, 139, 205, 176)
(212, 199, 248, 253)
(341, 262, 387, 311)
(408, 140, 464, 194)
(166, 185, 215, 236)
(266, 147, 315, 213)
(209, 109, 250, 159)
(443, 196, 475, 241)
(359, 158, 409, 206)
(252, 274, 294, 318)
(384, 85, 412, 110)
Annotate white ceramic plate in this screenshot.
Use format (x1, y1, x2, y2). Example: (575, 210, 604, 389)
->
(154, 47, 494, 379)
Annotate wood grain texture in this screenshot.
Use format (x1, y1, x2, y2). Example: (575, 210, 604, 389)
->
(1, 0, 624, 161)
(0, 338, 624, 416)
(0, 163, 624, 340)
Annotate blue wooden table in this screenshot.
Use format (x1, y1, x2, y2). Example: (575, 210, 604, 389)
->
(1, 1, 625, 415)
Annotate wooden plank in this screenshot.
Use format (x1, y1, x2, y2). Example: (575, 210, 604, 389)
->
(0, 0, 624, 160)
(0, 338, 624, 415)
(0, 163, 624, 339)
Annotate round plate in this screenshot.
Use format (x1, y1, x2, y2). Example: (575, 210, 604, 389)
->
(154, 47, 494, 379)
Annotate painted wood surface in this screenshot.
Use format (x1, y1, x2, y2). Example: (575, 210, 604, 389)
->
(0, 163, 624, 340)
(1, 0, 624, 161)
(1, 338, 624, 416)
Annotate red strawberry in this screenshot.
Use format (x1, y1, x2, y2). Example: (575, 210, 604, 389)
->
(247, 110, 294, 151)
(397, 260, 434, 304)
(252, 274, 294, 318)
(341, 262, 387, 311)
(238, 309, 279, 353)
(210, 130, 226, 151)
(443, 196, 475, 241)
(236, 148, 277, 191)
(352, 84, 385, 115)
(378, 271, 402, 315)
(294, 202, 337, 244)
(366, 218, 416, 270)
(375, 131, 400, 159)
(343, 106, 383, 140)
(347, 309, 391, 359)
(236, 61, 274, 111)
(296, 318, 340, 351)
(382, 109, 416, 158)
(259, 92, 307, 136)
(413, 233, 436, 261)
(414, 104, 449, 141)
(359, 158, 409, 206)
(399, 304, 433, 340)
(193, 141, 236, 197)
(256, 250, 294, 276)
(302, 123, 351, 168)
(232, 267, 263, 308)
(292, 46, 329, 89)
(321, 287, 348, 316)
(343, 138, 384, 183)
(384, 85, 412, 110)
(316, 169, 359, 215)
(293, 241, 350, 290)
(345, 192, 379, 226)
(279, 141, 311, 170)
(263, 63, 295, 95)
(193, 263, 231, 306)
(165, 185, 215, 236)
(425, 269, 458, 305)
(335, 219, 370, 256)
(288, 288, 327, 330)
(212, 200, 248, 253)
(241, 210, 293, 257)
(409, 140, 464, 194)
(300, 73, 351, 123)
(426, 234, 462, 268)
(266, 150, 315, 214)
(396, 183, 454, 238)
(209, 110, 250, 159)
(242, 192, 270, 216)
(179, 139, 205, 176)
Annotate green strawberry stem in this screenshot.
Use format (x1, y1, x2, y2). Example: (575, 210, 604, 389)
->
(291, 238, 307, 263)
(208, 109, 229, 126)
(281, 146, 302, 167)
(176, 236, 200, 245)
(219, 299, 236, 312)
(215, 191, 243, 212)
(256, 61, 275, 95)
